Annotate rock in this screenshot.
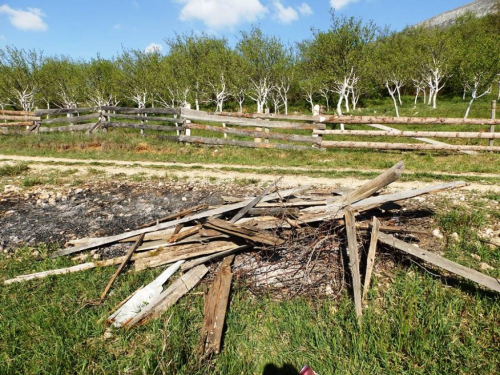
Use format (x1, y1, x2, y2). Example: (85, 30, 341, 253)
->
(4, 185, 19, 193)
(432, 229, 444, 240)
(471, 253, 481, 261)
(450, 232, 459, 242)
(479, 262, 494, 271)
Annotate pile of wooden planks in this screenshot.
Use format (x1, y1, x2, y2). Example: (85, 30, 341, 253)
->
(4, 161, 500, 357)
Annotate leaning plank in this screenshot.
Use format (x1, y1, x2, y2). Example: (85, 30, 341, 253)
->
(343, 161, 404, 204)
(200, 255, 235, 355)
(99, 233, 145, 302)
(300, 181, 466, 228)
(51, 186, 309, 258)
(229, 182, 276, 223)
(127, 264, 208, 327)
(181, 245, 250, 271)
(362, 217, 380, 303)
(204, 218, 285, 246)
(345, 209, 363, 320)
(108, 260, 184, 328)
(134, 241, 238, 271)
(321, 141, 500, 152)
(179, 136, 323, 152)
(35, 107, 98, 116)
(378, 232, 500, 293)
(368, 123, 476, 156)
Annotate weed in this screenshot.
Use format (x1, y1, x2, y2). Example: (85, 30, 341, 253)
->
(22, 176, 44, 187)
(0, 162, 29, 177)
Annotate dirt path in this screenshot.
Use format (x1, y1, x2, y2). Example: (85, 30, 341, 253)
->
(1, 154, 499, 193)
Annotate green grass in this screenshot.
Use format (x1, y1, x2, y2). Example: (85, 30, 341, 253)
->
(0, 162, 29, 177)
(0, 193, 499, 374)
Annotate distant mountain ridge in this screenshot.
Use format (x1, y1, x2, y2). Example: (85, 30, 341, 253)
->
(416, 0, 498, 28)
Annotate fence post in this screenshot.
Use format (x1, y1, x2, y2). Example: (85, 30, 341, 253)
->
(491, 100, 496, 147)
(222, 123, 227, 138)
(255, 127, 262, 143)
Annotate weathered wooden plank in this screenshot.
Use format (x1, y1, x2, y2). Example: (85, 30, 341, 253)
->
(362, 217, 379, 303)
(0, 115, 40, 121)
(99, 234, 145, 302)
(0, 121, 32, 126)
(200, 255, 235, 355)
(378, 232, 500, 293)
(229, 183, 276, 223)
(35, 107, 98, 115)
(344, 161, 404, 204)
(321, 141, 500, 152)
(322, 115, 500, 126)
(106, 113, 184, 123)
(345, 208, 363, 320)
(40, 113, 100, 124)
(127, 265, 208, 327)
(138, 205, 208, 229)
(218, 111, 324, 123)
(134, 241, 238, 271)
(314, 129, 500, 139)
(103, 122, 185, 131)
(181, 108, 325, 130)
(108, 260, 184, 328)
(181, 245, 250, 271)
(4, 263, 97, 284)
(246, 207, 301, 217)
(179, 135, 323, 152)
(367, 123, 476, 156)
(38, 124, 93, 133)
(204, 217, 285, 246)
(0, 109, 35, 116)
(101, 106, 181, 115)
(51, 186, 310, 258)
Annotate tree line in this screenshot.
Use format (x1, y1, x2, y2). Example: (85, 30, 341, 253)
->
(0, 9, 499, 118)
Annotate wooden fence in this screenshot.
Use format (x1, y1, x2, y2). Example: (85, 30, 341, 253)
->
(1, 101, 499, 153)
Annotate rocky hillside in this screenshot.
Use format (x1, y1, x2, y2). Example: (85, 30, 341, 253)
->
(417, 0, 498, 28)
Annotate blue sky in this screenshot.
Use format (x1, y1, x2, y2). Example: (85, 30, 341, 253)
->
(0, 0, 473, 60)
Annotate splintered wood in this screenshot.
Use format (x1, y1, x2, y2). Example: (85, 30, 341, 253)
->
(5, 160, 499, 358)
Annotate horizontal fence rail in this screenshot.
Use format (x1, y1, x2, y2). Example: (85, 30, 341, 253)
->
(1, 101, 499, 153)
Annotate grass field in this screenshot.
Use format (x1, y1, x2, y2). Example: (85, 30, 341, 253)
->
(0, 96, 499, 374)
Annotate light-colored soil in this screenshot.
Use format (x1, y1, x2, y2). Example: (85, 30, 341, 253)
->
(1, 154, 499, 193)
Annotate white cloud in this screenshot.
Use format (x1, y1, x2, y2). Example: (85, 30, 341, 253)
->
(114, 23, 122, 30)
(298, 2, 313, 16)
(145, 42, 163, 53)
(272, 1, 298, 24)
(0, 5, 48, 31)
(0, 34, 5, 40)
(175, 0, 267, 28)
(330, 0, 359, 10)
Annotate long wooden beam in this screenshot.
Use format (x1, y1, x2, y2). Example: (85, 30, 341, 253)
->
(0, 115, 40, 121)
(40, 113, 100, 124)
(179, 135, 323, 152)
(378, 232, 500, 293)
(322, 115, 500, 126)
(187, 123, 321, 144)
(314, 129, 500, 139)
(0, 109, 35, 116)
(320, 141, 500, 152)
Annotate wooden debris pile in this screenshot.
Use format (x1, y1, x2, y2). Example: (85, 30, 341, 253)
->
(4, 161, 500, 357)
